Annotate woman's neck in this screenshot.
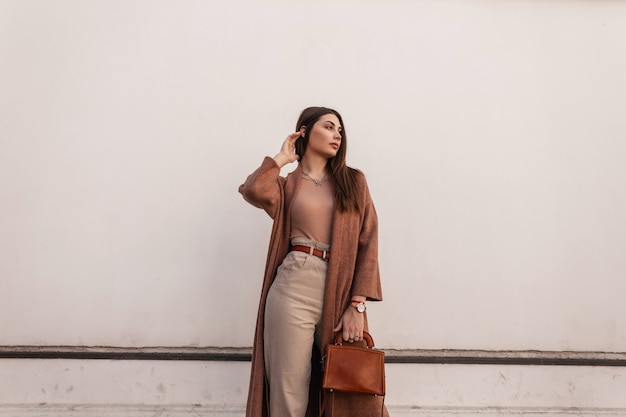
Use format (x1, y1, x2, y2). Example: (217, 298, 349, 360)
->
(300, 155, 328, 178)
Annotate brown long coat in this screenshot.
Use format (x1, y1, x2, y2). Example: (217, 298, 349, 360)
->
(239, 157, 387, 417)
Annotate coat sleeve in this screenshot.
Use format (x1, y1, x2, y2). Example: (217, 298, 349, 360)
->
(238, 157, 285, 219)
(351, 173, 383, 301)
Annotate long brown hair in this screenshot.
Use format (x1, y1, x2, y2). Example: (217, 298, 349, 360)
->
(294, 107, 362, 212)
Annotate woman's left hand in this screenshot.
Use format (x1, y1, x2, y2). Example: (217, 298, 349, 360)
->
(333, 306, 364, 343)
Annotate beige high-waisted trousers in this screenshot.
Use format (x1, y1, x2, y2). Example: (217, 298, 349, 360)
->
(264, 237, 330, 417)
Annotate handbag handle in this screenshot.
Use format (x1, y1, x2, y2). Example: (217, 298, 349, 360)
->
(334, 331, 375, 348)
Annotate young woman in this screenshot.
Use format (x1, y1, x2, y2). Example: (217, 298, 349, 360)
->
(239, 107, 387, 417)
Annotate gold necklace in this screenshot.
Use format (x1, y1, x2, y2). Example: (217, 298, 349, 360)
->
(302, 171, 327, 187)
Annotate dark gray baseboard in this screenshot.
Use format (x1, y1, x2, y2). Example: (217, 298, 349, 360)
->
(2, 346, 625, 366)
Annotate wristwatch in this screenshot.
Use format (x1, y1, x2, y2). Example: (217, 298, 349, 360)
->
(351, 300, 366, 313)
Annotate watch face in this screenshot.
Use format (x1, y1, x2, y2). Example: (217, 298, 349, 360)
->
(356, 303, 366, 313)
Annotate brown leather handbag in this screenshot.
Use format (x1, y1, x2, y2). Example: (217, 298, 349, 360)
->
(322, 331, 386, 396)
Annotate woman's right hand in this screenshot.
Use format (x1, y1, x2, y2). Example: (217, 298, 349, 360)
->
(273, 132, 302, 167)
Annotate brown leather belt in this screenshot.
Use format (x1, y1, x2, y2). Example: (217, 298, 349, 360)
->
(291, 245, 330, 261)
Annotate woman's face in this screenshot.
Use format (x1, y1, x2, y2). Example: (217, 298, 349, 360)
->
(303, 113, 342, 159)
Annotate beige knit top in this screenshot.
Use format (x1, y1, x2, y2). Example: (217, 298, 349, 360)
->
(290, 174, 334, 245)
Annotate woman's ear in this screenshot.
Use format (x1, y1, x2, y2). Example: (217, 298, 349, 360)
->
(299, 126, 306, 137)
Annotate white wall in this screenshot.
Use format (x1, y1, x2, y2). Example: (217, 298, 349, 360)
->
(2, 359, 626, 416)
(1, 0, 626, 414)
(3, 0, 625, 352)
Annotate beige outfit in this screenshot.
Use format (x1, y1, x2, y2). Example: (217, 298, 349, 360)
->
(264, 174, 334, 416)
